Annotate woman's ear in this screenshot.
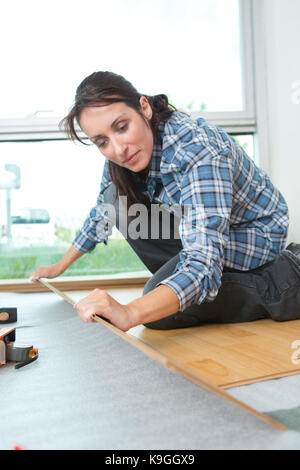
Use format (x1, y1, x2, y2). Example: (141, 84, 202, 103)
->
(139, 96, 152, 120)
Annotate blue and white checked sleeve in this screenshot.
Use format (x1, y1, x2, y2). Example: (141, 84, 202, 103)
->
(159, 148, 233, 312)
(72, 160, 114, 253)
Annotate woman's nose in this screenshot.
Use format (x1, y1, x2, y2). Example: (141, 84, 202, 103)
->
(112, 138, 127, 158)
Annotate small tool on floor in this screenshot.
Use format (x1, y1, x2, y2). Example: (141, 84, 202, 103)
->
(6, 342, 39, 369)
(0, 328, 38, 369)
(0, 308, 17, 324)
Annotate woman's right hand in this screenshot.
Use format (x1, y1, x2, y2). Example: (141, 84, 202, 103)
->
(29, 263, 64, 283)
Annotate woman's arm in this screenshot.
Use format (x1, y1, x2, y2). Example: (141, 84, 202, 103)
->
(128, 284, 180, 326)
(74, 284, 180, 331)
(30, 245, 84, 281)
(30, 163, 113, 282)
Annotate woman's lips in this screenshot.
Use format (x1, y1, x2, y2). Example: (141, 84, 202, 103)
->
(126, 151, 140, 164)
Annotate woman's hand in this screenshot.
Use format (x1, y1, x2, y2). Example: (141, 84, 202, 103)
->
(74, 289, 134, 332)
(29, 263, 64, 282)
(29, 246, 84, 283)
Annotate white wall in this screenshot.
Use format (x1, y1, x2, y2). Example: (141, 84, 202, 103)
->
(253, 0, 300, 243)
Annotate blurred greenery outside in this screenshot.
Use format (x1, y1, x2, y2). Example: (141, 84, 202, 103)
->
(0, 237, 147, 280)
(0, 99, 252, 280)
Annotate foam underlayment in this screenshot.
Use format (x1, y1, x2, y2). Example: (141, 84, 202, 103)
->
(0, 291, 300, 450)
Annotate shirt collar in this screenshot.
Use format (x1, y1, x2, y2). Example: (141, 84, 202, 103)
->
(147, 126, 164, 179)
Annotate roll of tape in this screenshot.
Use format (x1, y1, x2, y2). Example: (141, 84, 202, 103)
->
(6, 343, 34, 362)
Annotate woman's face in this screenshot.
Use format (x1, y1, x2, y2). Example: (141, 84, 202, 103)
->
(79, 96, 154, 173)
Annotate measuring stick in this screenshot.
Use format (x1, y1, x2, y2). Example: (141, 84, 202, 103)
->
(38, 279, 75, 305)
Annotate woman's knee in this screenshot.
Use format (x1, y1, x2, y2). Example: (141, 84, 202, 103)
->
(143, 254, 181, 296)
(143, 313, 180, 330)
(143, 277, 159, 296)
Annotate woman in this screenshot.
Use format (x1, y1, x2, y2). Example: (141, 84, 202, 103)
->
(30, 71, 300, 331)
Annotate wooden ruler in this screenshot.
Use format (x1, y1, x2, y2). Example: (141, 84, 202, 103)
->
(39, 278, 287, 431)
(38, 278, 75, 305)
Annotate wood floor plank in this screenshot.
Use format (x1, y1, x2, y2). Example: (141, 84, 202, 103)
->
(62, 287, 300, 389)
(38, 283, 291, 430)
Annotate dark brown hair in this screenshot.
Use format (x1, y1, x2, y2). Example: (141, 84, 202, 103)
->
(59, 71, 179, 206)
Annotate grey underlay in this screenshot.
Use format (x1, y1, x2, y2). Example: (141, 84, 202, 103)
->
(1, 292, 300, 450)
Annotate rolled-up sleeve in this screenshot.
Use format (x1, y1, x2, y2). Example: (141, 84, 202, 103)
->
(72, 161, 114, 253)
(159, 149, 233, 312)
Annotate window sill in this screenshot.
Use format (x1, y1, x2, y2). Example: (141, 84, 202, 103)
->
(0, 271, 151, 293)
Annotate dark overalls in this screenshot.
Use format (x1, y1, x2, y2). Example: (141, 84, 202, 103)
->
(104, 184, 300, 330)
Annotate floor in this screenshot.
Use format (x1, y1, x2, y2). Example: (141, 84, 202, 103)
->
(1, 288, 300, 449)
(69, 288, 300, 388)
(68, 287, 300, 434)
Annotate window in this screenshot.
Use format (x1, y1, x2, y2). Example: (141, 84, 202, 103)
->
(0, 0, 256, 283)
(0, 140, 146, 280)
(1, 0, 247, 118)
(0, 0, 254, 136)
(0, 133, 255, 281)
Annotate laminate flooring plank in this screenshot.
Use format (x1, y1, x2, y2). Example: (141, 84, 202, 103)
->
(29, 286, 300, 389)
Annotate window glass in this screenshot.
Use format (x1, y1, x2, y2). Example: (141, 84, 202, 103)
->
(0, 140, 147, 279)
(232, 134, 256, 164)
(0, 135, 255, 280)
(0, 0, 243, 119)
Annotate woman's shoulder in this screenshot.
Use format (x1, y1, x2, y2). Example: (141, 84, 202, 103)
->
(160, 111, 198, 141)
(160, 112, 231, 170)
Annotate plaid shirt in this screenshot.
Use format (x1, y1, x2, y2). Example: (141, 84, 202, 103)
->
(73, 112, 289, 311)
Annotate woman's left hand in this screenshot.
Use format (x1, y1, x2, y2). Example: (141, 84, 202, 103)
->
(74, 289, 133, 332)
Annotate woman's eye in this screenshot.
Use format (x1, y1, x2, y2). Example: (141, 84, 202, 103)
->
(96, 124, 127, 148)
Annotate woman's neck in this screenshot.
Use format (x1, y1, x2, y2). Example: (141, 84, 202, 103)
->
(139, 161, 151, 181)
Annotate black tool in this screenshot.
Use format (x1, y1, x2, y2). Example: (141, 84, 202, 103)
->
(15, 353, 39, 369)
(0, 308, 17, 324)
(6, 342, 39, 369)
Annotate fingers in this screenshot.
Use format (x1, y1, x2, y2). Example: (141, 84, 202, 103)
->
(29, 269, 44, 283)
(74, 289, 112, 323)
(29, 264, 60, 282)
(74, 301, 98, 323)
(73, 290, 131, 331)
